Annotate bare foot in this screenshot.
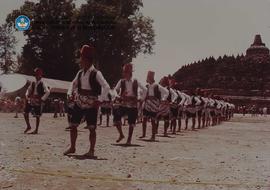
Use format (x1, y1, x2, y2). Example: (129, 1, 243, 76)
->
(24, 127, 31, 134)
(149, 137, 155, 141)
(125, 141, 131, 146)
(63, 148, 76, 155)
(139, 135, 146, 139)
(116, 135, 125, 143)
(29, 130, 38, 134)
(84, 150, 95, 157)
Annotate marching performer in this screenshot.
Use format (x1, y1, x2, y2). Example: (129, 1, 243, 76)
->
(113, 63, 147, 145)
(53, 98, 60, 118)
(156, 76, 177, 137)
(229, 103, 235, 119)
(14, 96, 22, 118)
(214, 96, 223, 125)
(202, 91, 211, 128)
(59, 99, 65, 117)
(184, 90, 201, 131)
(64, 44, 110, 157)
(195, 88, 205, 129)
(176, 90, 187, 132)
(99, 87, 114, 127)
(168, 78, 180, 134)
(23, 68, 50, 134)
(140, 71, 169, 141)
(208, 93, 217, 126)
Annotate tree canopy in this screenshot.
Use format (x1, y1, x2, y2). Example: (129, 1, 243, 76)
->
(6, 0, 155, 84)
(173, 54, 270, 94)
(0, 24, 17, 74)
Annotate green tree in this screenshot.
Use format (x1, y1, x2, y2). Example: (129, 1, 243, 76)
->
(6, 0, 155, 84)
(73, 0, 155, 85)
(0, 24, 17, 74)
(6, 0, 78, 80)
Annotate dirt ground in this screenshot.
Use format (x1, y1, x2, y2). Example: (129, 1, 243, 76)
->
(1, 113, 270, 190)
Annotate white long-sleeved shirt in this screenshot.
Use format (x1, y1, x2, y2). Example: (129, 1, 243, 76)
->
(167, 88, 178, 103)
(114, 78, 147, 99)
(208, 98, 216, 108)
(146, 83, 169, 101)
(25, 79, 50, 101)
(201, 97, 210, 108)
(216, 100, 223, 109)
(180, 92, 189, 105)
(176, 90, 187, 106)
(196, 96, 206, 107)
(184, 95, 202, 106)
(67, 65, 110, 97)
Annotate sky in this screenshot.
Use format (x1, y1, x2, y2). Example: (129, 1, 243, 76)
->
(1, 0, 270, 83)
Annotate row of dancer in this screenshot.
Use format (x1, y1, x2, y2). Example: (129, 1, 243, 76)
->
(20, 44, 234, 158)
(64, 44, 235, 157)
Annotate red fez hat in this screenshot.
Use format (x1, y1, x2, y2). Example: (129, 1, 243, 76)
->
(147, 71, 155, 83)
(161, 76, 169, 86)
(123, 63, 133, 73)
(80, 45, 95, 60)
(169, 78, 176, 85)
(147, 71, 155, 79)
(34, 68, 43, 76)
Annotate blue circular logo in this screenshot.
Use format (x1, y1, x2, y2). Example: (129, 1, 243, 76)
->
(15, 15, 30, 31)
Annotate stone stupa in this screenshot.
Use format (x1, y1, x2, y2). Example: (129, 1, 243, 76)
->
(246, 34, 270, 59)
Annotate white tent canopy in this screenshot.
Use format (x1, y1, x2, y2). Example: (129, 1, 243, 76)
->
(0, 73, 71, 94)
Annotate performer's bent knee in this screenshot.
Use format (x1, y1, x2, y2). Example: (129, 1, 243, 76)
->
(87, 125, 97, 131)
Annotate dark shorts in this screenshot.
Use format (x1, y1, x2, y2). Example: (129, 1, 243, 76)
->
(157, 114, 170, 121)
(67, 106, 74, 122)
(70, 104, 98, 128)
(24, 103, 42, 117)
(143, 109, 157, 118)
(216, 112, 222, 117)
(101, 107, 112, 115)
(170, 107, 178, 118)
(113, 106, 138, 125)
(186, 111, 196, 118)
(178, 110, 183, 118)
(197, 110, 203, 117)
(210, 110, 216, 117)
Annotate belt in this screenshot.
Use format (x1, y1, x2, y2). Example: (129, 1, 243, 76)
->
(78, 89, 96, 96)
(122, 96, 137, 102)
(31, 95, 41, 98)
(146, 96, 159, 100)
